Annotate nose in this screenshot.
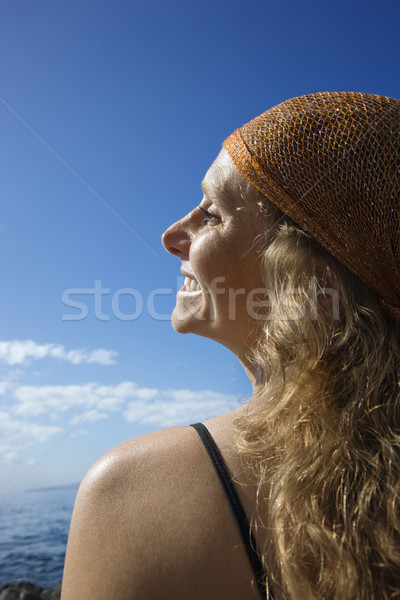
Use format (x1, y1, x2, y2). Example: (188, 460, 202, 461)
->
(162, 213, 191, 258)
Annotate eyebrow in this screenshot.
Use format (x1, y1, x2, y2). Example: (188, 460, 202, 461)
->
(201, 177, 225, 198)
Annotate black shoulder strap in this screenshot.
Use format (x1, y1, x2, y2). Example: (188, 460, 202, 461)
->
(190, 422, 267, 599)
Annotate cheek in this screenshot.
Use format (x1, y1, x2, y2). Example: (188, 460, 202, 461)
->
(190, 235, 222, 276)
(227, 246, 264, 287)
(190, 227, 264, 291)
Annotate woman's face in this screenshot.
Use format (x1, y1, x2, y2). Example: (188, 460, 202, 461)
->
(162, 150, 275, 355)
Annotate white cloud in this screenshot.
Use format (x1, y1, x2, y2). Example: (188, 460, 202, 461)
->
(12, 383, 96, 417)
(0, 340, 117, 366)
(123, 389, 237, 427)
(0, 410, 62, 465)
(0, 411, 61, 444)
(9, 381, 236, 426)
(70, 409, 108, 425)
(131, 387, 159, 401)
(0, 378, 239, 466)
(0, 380, 12, 395)
(11, 381, 147, 418)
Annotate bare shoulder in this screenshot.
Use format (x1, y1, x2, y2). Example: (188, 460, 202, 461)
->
(62, 426, 202, 598)
(62, 419, 259, 600)
(76, 425, 202, 504)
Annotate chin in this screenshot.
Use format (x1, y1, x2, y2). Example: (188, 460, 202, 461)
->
(171, 312, 230, 347)
(171, 310, 200, 334)
(171, 319, 191, 334)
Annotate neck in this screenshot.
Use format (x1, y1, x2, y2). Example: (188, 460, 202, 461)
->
(235, 350, 264, 395)
(214, 337, 265, 394)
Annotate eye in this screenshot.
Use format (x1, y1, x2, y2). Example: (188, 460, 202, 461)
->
(198, 205, 219, 225)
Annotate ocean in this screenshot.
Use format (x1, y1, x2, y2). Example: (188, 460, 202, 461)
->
(0, 484, 78, 589)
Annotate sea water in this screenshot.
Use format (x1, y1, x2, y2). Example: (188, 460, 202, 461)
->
(0, 485, 78, 588)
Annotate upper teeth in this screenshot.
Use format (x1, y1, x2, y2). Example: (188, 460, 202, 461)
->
(184, 276, 202, 291)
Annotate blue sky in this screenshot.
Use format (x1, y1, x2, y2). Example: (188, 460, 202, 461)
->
(0, 0, 399, 495)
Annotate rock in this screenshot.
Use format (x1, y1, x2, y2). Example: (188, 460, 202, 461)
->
(41, 584, 61, 600)
(0, 583, 61, 600)
(0, 582, 43, 600)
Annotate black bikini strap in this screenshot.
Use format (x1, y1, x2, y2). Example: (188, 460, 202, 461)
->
(190, 422, 266, 599)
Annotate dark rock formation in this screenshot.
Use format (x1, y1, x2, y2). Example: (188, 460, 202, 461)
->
(0, 582, 61, 600)
(41, 583, 62, 600)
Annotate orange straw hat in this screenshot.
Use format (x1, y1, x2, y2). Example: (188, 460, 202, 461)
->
(223, 92, 400, 324)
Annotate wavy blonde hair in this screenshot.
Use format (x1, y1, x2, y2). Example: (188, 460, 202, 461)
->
(235, 206, 400, 599)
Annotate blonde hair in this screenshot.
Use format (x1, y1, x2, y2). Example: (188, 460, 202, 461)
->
(236, 213, 400, 599)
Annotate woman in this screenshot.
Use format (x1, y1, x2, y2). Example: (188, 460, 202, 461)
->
(61, 92, 400, 599)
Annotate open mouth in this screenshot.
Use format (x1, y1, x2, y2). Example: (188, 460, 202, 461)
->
(184, 276, 202, 292)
